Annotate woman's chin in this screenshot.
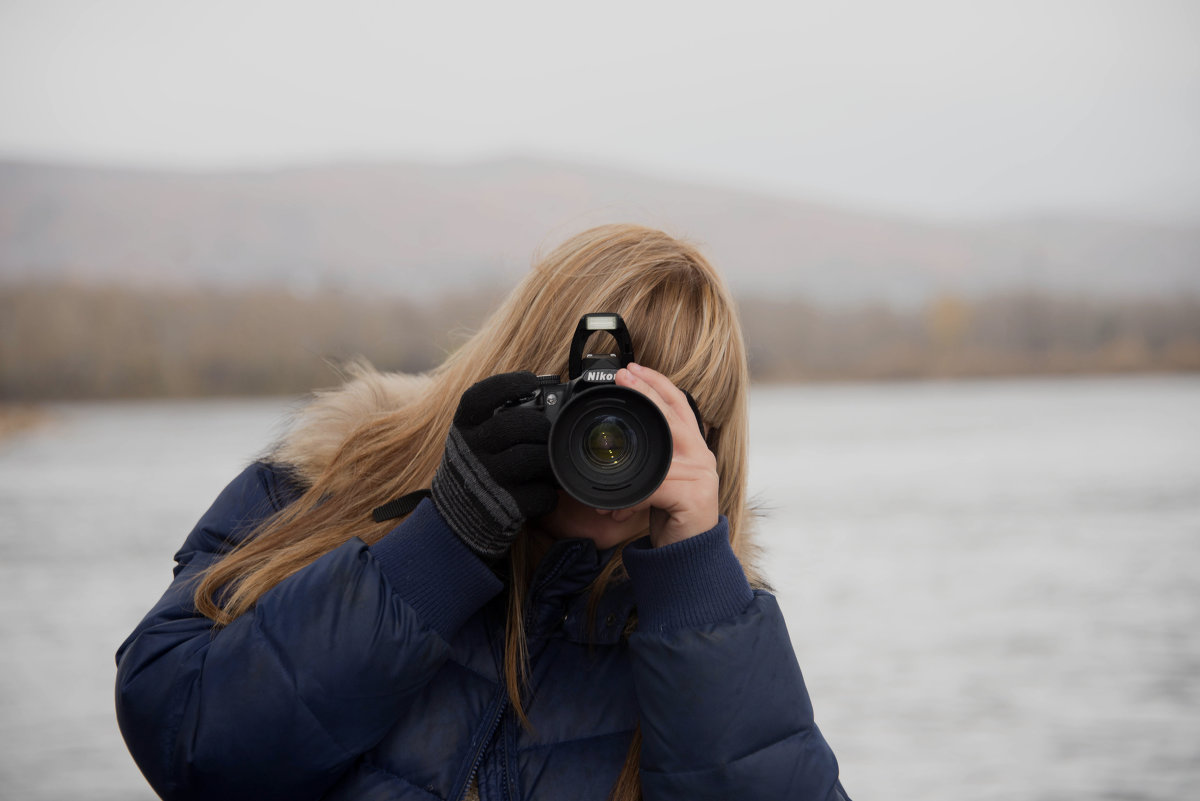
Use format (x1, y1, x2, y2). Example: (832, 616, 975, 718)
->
(579, 514, 647, 549)
(533, 494, 648, 548)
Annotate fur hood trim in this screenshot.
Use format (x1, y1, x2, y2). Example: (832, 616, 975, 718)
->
(272, 363, 432, 486)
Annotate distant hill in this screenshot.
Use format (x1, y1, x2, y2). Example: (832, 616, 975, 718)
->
(1, 158, 1197, 304)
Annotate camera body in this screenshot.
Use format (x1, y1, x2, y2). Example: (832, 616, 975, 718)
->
(505, 313, 672, 510)
(511, 353, 622, 426)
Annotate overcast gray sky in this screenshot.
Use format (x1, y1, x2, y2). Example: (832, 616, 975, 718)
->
(1, 0, 1197, 222)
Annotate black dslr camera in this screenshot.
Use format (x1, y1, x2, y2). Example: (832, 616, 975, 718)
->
(505, 313, 672, 510)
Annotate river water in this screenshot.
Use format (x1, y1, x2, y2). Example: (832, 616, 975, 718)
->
(1, 375, 1197, 799)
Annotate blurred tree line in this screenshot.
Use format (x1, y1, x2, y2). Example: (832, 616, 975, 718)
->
(0, 283, 504, 400)
(741, 292, 1200, 381)
(2, 282, 1198, 401)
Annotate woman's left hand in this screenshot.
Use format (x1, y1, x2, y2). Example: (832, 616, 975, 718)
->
(611, 363, 719, 548)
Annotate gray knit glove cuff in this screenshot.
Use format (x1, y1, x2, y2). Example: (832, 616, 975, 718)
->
(430, 372, 558, 561)
(433, 427, 525, 558)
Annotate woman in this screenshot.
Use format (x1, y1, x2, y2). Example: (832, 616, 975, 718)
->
(115, 224, 851, 800)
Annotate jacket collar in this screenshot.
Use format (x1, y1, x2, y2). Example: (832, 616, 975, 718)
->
(524, 538, 634, 645)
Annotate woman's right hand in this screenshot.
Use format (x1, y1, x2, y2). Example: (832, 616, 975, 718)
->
(430, 371, 558, 560)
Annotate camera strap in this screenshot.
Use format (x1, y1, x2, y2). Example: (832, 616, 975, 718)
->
(371, 489, 432, 523)
(681, 388, 706, 439)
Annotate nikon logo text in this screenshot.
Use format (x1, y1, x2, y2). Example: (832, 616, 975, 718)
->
(584, 370, 616, 382)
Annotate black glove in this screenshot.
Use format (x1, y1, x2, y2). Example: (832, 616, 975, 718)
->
(431, 372, 558, 560)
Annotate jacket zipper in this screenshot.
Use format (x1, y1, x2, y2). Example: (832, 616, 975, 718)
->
(458, 691, 508, 801)
(458, 542, 584, 801)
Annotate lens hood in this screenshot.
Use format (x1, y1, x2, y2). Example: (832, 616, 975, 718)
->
(547, 385, 672, 510)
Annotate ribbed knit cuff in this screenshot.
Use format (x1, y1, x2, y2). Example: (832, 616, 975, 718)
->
(368, 498, 504, 643)
(621, 517, 755, 632)
(430, 427, 521, 559)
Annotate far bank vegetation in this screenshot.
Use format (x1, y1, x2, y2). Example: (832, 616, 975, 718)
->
(2, 283, 1198, 401)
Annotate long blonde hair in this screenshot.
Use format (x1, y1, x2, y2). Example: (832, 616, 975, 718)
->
(194, 223, 757, 800)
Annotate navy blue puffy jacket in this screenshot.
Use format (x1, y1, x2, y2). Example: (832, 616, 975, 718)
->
(115, 462, 850, 800)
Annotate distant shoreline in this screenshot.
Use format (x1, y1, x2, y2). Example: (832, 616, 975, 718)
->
(5, 282, 1198, 402)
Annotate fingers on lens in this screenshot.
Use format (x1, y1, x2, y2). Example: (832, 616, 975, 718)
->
(633, 369, 692, 429)
(627, 374, 676, 425)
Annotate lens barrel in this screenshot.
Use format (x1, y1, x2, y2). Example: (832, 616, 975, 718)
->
(548, 385, 672, 510)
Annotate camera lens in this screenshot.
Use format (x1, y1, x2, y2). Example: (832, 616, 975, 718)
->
(548, 385, 672, 510)
(583, 416, 636, 469)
